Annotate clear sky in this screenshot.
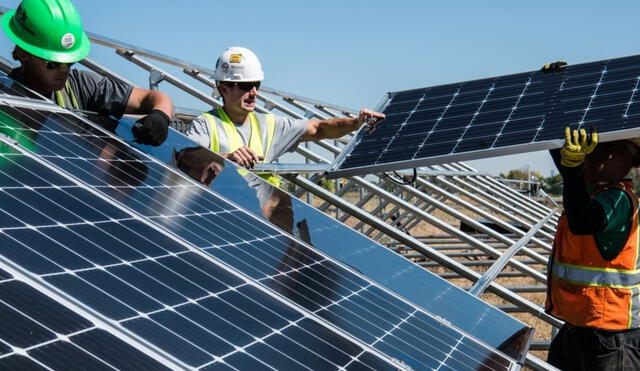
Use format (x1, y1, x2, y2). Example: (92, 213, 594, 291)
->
(1, 0, 639, 176)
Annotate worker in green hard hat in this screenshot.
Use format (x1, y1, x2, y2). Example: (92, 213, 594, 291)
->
(1, 0, 173, 146)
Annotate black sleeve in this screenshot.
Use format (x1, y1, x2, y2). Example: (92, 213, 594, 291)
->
(69, 69, 133, 119)
(550, 149, 606, 234)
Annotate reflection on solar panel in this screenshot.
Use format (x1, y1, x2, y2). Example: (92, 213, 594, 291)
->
(0, 76, 45, 101)
(329, 54, 640, 177)
(0, 98, 519, 368)
(0, 111, 402, 370)
(118, 116, 533, 361)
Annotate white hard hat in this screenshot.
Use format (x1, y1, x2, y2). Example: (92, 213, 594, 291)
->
(213, 46, 264, 82)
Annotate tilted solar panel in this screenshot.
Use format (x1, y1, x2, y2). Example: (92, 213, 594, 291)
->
(0, 76, 45, 101)
(0, 111, 404, 370)
(0, 99, 520, 369)
(125, 115, 533, 362)
(328, 54, 640, 177)
(0, 265, 171, 370)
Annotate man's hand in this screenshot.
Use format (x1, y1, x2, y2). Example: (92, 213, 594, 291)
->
(541, 61, 567, 73)
(175, 146, 224, 186)
(560, 126, 598, 167)
(356, 109, 386, 134)
(132, 109, 170, 146)
(223, 146, 263, 168)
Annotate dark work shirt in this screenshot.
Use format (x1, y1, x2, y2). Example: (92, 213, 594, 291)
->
(9, 68, 133, 118)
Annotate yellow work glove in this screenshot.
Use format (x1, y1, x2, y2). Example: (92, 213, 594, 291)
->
(541, 61, 567, 73)
(560, 127, 598, 167)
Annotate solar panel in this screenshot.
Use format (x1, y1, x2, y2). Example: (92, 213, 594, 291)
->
(0, 265, 172, 370)
(121, 116, 533, 361)
(0, 103, 520, 369)
(328, 54, 640, 177)
(0, 76, 47, 101)
(0, 125, 403, 370)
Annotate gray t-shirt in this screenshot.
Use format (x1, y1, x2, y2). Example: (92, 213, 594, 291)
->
(186, 109, 308, 162)
(10, 68, 133, 118)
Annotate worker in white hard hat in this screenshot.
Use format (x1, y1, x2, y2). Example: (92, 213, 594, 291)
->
(185, 46, 385, 187)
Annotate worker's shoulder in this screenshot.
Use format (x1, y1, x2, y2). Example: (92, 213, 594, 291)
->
(66, 69, 110, 92)
(594, 185, 632, 205)
(194, 109, 218, 121)
(595, 184, 628, 195)
(254, 112, 302, 127)
(68, 68, 102, 82)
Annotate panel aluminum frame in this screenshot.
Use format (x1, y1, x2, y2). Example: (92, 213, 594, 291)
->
(329, 55, 640, 178)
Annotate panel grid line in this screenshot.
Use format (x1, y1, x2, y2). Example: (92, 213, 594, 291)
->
(0, 124, 409, 369)
(332, 54, 640, 178)
(378, 92, 425, 161)
(415, 88, 462, 158)
(623, 76, 640, 118)
(0, 96, 520, 369)
(577, 66, 608, 128)
(489, 77, 533, 148)
(453, 82, 496, 153)
(0, 260, 181, 369)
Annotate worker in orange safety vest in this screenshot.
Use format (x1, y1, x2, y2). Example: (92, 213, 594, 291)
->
(546, 126, 640, 371)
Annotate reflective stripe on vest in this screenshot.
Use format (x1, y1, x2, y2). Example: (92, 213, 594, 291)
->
(546, 180, 640, 329)
(551, 260, 640, 288)
(202, 108, 279, 186)
(54, 81, 79, 110)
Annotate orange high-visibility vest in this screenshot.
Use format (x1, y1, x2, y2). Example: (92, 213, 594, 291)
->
(546, 181, 640, 330)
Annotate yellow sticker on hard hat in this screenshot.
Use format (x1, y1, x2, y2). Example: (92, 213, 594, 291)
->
(229, 54, 242, 63)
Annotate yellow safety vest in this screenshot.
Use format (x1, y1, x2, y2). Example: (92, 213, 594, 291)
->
(54, 81, 79, 110)
(202, 107, 280, 186)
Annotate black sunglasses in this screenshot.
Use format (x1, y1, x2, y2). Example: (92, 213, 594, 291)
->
(44, 60, 75, 70)
(223, 81, 261, 91)
(34, 55, 74, 70)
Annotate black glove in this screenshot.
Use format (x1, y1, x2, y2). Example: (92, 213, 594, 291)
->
(541, 61, 567, 73)
(132, 109, 170, 146)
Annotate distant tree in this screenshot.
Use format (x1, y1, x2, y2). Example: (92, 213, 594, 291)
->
(500, 164, 640, 197)
(500, 168, 544, 194)
(542, 174, 563, 195)
(318, 178, 336, 193)
(500, 169, 543, 180)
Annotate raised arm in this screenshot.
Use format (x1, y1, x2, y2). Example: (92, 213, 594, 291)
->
(302, 108, 385, 142)
(126, 87, 174, 146)
(552, 127, 605, 234)
(125, 87, 173, 117)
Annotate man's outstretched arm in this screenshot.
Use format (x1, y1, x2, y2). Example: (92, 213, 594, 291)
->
(302, 108, 385, 142)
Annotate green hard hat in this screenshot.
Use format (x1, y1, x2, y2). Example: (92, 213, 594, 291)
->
(1, 0, 90, 63)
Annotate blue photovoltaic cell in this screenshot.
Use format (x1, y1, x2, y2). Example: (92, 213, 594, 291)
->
(0, 267, 171, 370)
(0, 76, 46, 101)
(330, 54, 640, 177)
(0, 111, 404, 369)
(0, 103, 518, 369)
(1, 81, 532, 364)
(130, 118, 532, 360)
